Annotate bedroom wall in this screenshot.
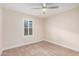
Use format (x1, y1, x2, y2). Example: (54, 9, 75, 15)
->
(0, 6, 2, 55)
(45, 7, 79, 51)
(2, 8, 44, 50)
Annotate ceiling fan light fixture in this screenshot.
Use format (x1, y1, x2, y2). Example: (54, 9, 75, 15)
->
(42, 8, 46, 12)
(32, 3, 59, 14)
(42, 8, 46, 14)
(43, 3, 46, 7)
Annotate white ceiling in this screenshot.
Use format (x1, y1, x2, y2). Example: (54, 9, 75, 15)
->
(1, 3, 79, 18)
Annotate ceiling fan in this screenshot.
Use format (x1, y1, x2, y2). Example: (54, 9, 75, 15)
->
(32, 3, 59, 14)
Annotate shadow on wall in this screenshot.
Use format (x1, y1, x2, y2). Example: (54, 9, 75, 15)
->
(47, 26, 79, 51)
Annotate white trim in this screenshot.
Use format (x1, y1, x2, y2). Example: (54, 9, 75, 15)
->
(45, 39, 79, 52)
(3, 39, 43, 51)
(3, 39, 79, 53)
(23, 18, 33, 37)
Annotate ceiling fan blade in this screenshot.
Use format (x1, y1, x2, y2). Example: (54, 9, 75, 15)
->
(32, 8, 42, 9)
(46, 3, 55, 5)
(47, 6, 59, 9)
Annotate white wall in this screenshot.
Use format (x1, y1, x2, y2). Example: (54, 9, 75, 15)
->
(45, 7, 79, 51)
(0, 6, 2, 55)
(2, 8, 44, 50)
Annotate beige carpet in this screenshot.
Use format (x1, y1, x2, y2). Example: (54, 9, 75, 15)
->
(2, 41, 79, 56)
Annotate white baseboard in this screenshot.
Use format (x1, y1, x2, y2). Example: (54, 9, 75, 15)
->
(3, 39, 79, 53)
(3, 39, 43, 51)
(45, 39, 79, 52)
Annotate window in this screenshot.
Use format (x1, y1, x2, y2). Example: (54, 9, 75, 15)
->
(24, 20, 32, 36)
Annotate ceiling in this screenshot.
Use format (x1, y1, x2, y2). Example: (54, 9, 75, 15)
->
(1, 3, 79, 18)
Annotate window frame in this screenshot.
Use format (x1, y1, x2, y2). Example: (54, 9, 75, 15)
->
(23, 18, 33, 37)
